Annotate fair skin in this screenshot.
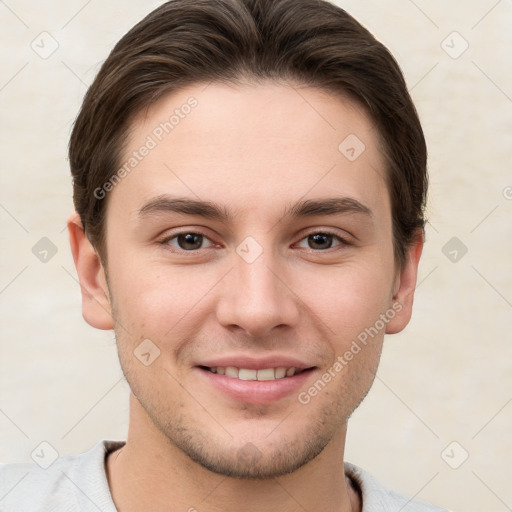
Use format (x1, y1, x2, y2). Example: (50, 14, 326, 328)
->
(69, 81, 423, 512)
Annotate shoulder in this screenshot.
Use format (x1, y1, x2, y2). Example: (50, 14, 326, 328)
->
(0, 451, 82, 512)
(0, 440, 124, 512)
(344, 462, 451, 512)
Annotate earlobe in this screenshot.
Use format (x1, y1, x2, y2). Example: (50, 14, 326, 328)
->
(385, 230, 424, 335)
(67, 213, 114, 330)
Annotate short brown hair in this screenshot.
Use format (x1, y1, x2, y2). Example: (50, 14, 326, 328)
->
(69, 0, 427, 267)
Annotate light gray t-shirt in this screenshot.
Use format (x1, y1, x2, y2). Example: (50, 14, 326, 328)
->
(0, 440, 449, 511)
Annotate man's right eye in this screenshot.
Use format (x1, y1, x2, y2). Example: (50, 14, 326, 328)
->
(161, 231, 216, 251)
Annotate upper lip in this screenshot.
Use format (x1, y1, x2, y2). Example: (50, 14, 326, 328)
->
(197, 355, 315, 370)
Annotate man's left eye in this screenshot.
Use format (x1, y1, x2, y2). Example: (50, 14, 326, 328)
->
(296, 232, 347, 251)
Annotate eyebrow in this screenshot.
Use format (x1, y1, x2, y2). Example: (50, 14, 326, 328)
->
(138, 195, 373, 222)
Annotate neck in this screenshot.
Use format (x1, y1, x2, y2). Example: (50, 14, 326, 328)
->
(106, 394, 361, 512)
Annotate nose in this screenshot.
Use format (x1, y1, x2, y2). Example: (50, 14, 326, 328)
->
(215, 249, 300, 338)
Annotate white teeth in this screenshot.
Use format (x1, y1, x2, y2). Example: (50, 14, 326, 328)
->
(225, 366, 239, 378)
(209, 366, 301, 380)
(239, 369, 258, 380)
(275, 367, 287, 379)
(257, 368, 275, 381)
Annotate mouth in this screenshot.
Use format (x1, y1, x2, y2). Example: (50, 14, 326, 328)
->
(198, 365, 310, 381)
(195, 362, 317, 405)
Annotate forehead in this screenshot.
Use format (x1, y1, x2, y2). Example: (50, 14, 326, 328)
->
(111, 81, 390, 222)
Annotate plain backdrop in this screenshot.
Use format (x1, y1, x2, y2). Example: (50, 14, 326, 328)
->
(1, 1, 511, 511)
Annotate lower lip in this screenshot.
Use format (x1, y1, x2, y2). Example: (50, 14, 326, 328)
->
(196, 367, 315, 405)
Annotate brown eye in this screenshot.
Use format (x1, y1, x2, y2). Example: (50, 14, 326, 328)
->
(308, 233, 334, 250)
(296, 231, 348, 251)
(163, 232, 214, 251)
(177, 233, 204, 250)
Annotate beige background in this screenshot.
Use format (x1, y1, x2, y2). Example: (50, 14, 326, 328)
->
(1, 1, 511, 510)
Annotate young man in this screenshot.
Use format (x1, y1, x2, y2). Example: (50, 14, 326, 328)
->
(0, 0, 448, 510)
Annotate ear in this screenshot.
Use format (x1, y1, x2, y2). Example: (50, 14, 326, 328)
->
(67, 213, 114, 330)
(385, 230, 424, 335)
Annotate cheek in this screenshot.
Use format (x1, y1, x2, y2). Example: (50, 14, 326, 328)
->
(293, 258, 395, 338)
(108, 260, 221, 341)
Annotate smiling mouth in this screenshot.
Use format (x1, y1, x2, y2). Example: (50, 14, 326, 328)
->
(198, 365, 314, 381)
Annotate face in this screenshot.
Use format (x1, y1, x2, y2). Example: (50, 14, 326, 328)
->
(72, 81, 421, 479)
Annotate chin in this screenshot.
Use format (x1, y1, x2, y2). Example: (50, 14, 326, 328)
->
(173, 434, 329, 480)
(145, 398, 344, 480)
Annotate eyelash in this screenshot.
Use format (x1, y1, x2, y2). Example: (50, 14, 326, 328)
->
(158, 229, 350, 253)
